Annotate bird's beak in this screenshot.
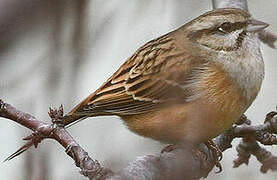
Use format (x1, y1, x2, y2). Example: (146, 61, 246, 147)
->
(246, 18, 269, 32)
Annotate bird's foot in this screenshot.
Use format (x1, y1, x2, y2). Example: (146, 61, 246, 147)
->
(205, 140, 223, 173)
(161, 143, 203, 158)
(161, 144, 176, 153)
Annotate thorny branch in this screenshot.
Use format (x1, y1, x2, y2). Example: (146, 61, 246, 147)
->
(1, 99, 277, 180)
(0, 0, 277, 179)
(0, 100, 114, 179)
(232, 113, 277, 173)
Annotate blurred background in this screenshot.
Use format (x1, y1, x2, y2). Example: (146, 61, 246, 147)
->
(0, 0, 276, 179)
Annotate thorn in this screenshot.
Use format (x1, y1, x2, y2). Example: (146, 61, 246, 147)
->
(23, 134, 34, 141)
(4, 132, 44, 162)
(4, 140, 34, 162)
(205, 140, 223, 173)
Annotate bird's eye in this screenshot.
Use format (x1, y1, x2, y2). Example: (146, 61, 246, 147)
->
(217, 22, 232, 33)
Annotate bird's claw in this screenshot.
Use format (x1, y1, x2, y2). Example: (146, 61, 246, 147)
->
(205, 140, 223, 173)
(265, 111, 277, 123)
(161, 144, 176, 153)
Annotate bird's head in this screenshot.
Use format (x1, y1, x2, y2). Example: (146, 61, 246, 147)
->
(186, 8, 269, 52)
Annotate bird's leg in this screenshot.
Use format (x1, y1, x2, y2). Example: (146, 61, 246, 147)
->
(205, 140, 222, 173)
(161, 143, 194, 153)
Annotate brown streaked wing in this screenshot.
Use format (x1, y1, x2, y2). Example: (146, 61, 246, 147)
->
(71, 33, 202, 116)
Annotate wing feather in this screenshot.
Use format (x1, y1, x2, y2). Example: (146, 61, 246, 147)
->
(69, 32, 206, 116)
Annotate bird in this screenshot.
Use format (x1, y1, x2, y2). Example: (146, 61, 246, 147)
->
(62, 8, 268, 169)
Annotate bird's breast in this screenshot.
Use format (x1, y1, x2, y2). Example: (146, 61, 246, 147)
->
(217, 33, 264, 104)
(121, 65, 248, 143)
(121, 54, 263, 143)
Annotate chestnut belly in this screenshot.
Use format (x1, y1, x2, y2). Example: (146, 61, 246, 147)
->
(121, 99, 245, 144)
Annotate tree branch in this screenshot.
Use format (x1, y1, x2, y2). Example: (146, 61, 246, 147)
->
(0, 100, 113, 179)
(1, 99, 277, 179)
(212, 0, 249, 11)
(0, 0, 276, 179)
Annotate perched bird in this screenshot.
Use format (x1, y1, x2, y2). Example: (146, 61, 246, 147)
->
(63, 8, 268, 167)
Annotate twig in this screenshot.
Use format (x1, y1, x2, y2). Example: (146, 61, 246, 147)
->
(0, 99, 113, 180)
(259, 30, 277, 49)
(232, 112, 277, 174)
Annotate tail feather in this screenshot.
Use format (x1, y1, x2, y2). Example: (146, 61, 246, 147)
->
(63, 114, 87, 127)
(63, 111, 114, 127)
